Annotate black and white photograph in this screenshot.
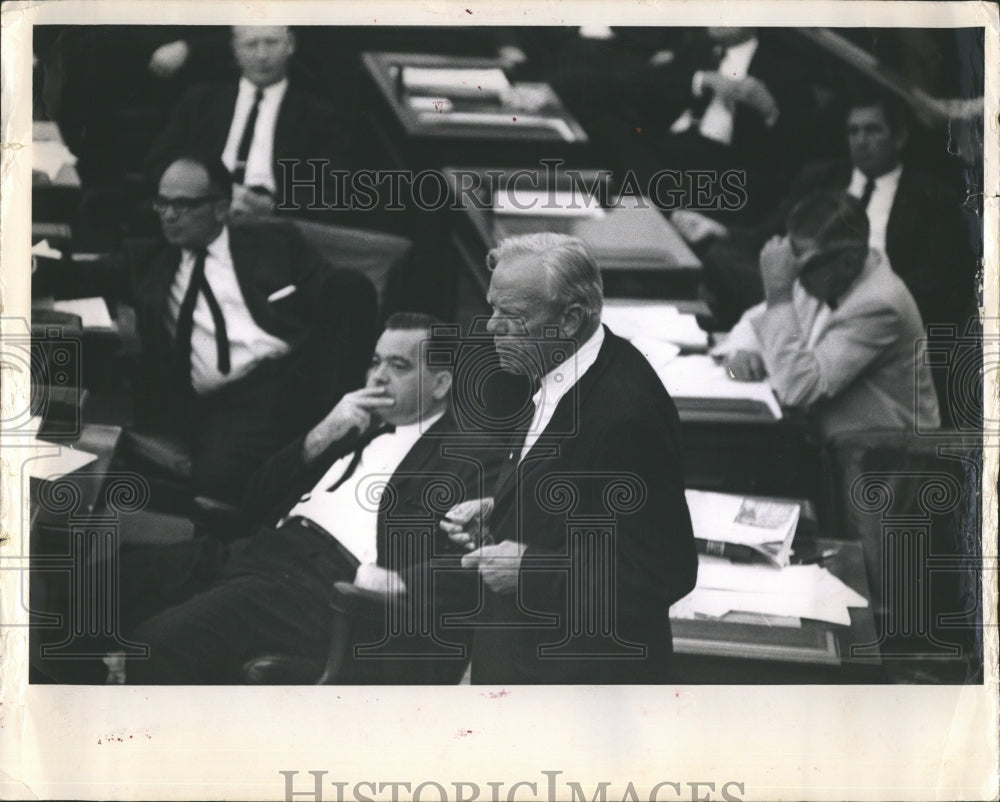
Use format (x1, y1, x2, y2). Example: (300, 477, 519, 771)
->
(0, 0, 996, 799)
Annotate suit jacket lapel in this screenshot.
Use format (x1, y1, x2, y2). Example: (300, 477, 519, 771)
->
(884, 165, 910, 262)
(375, 411, 457, 564)
(492, 329, 619, 505)
(273, 84, 298, 165)
(147, 243, 182, 324)
(210, 83, 241, 156)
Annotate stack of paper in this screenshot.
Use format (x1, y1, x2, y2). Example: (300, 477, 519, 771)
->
(52, 297, 115, 331)
(686, 489, 800, 567)
(601, 303, 708, 352)
(401, 67, 511, 98)
(33, 140, 78, 182)
(658, 354, 782, 419)
(676, 555, 869, 627)
(494, 188, 605, 218)
(27, 437, 98, 479)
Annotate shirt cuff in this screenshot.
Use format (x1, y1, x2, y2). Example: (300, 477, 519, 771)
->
(692, 71, 705, 97)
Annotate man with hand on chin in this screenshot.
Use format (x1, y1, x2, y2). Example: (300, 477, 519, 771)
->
(113, 314, 496, 684)
(715, 191, 940, 439)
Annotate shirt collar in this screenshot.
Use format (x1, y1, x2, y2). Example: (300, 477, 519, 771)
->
(239, 76, 289, 103)
(184, 226, 229, 262)
(852, 162, 903, 188)
(532, 325, 605, 410)
(394, 408, 446, 439)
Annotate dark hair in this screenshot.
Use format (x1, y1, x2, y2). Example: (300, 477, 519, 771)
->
(162, 155, 234, 201)
(845, 90, 910, 134)
(384, 312, 458, 371)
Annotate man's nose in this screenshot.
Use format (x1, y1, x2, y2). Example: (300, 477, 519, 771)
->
(371, 363, 390, 382)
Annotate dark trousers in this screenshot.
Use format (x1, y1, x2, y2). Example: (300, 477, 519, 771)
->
(121, 522, 356, 684)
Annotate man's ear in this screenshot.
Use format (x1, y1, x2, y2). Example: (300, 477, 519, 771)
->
(893, 123, 910, 152)
(213, 198, 231, 223)
(432, 369, 453, 401)
(559, 304, 586, 339)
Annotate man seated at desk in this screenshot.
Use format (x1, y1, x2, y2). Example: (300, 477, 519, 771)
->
(146, 25, 349, 219)
(712, 191, 940, 440)
(126, 155, 376, 499)
(109, 314, 500, 684)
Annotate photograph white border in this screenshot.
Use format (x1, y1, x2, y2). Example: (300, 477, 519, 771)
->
(1, 2, 997, 800)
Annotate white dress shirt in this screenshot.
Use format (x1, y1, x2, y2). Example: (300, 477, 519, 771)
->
(221, 77, 288, 193)
(286, 410, 446, 565)
(671, 37, 759, 146)
(847, 164, 902, 257)
(520, 326, 605, 462)
(165, 227, 291, 394)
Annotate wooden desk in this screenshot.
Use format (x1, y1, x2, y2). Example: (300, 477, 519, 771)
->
(443, 165, 702, 326)
(361, 52, 590, 169)
(670, 538, 883, 683)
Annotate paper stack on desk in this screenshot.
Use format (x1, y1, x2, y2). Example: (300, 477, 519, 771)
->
(51, 297, 115, 331)
(601, 303, 708, 352)
(401, 66, 510, 98)
(659, 354, 782, 418)
(27, 437, 98, 480)
(672, 555, 869, 627)
(686, 489, 800, 568)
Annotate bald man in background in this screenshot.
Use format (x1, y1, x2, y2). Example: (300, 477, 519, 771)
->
(147, 26, 350, 219)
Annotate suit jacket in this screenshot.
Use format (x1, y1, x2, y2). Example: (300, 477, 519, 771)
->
(720, 251, 941, 439)
(471, 328, 699, 684)
(124, 219, 377, 426)
(750, 160, 976, 329)
(243, 408, 503, 683)
(145, 79, 350, 215)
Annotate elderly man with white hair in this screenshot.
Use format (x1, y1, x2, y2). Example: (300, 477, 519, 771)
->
(442, 233, 699, 684)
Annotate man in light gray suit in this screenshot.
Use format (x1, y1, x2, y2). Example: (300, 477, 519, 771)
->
(714, 191, 940, 439)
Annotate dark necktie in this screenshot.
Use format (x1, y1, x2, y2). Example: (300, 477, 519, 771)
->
(232, 88, 263, 185)
(859, 177, 876, 209)
(494, 399, 537, 491)
(325, 423, 397, 493)
(173, 248, 231, 384)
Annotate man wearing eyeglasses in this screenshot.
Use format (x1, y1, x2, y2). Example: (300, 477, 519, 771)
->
(713, 191, 940, 440)
(127, 155, 377, 499)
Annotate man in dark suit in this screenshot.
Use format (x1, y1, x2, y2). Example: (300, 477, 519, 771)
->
(146, 26, 349, 219)
(634, 27, 823, 225)
(113, 315, 498, 684)
(443, 233, 699, 683)
(687, 93, 976, 334)
(127, 155, 377, 499)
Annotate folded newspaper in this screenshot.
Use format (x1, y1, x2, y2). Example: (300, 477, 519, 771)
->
(685, 489, 801, 568)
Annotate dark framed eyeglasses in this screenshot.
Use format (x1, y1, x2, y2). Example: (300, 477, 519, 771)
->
(151, 195, 225, 215)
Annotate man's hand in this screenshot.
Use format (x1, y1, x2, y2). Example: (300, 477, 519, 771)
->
(461, 540, 527, 594)
(733, 75, 779, 125)
(670, 210, 729, 245)
(759, 235, 798, 305)
(229, 185, 276, 219)
(440, 497, 494, 551)
(354, 564, 406, 595)
(725, 350, 767, 382)
(303, 387, 395, 462)
(148, 40, 190, 78)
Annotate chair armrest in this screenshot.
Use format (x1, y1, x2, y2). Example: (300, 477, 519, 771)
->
(331, 580, 393, 622)
(190, 495, 252, 540)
